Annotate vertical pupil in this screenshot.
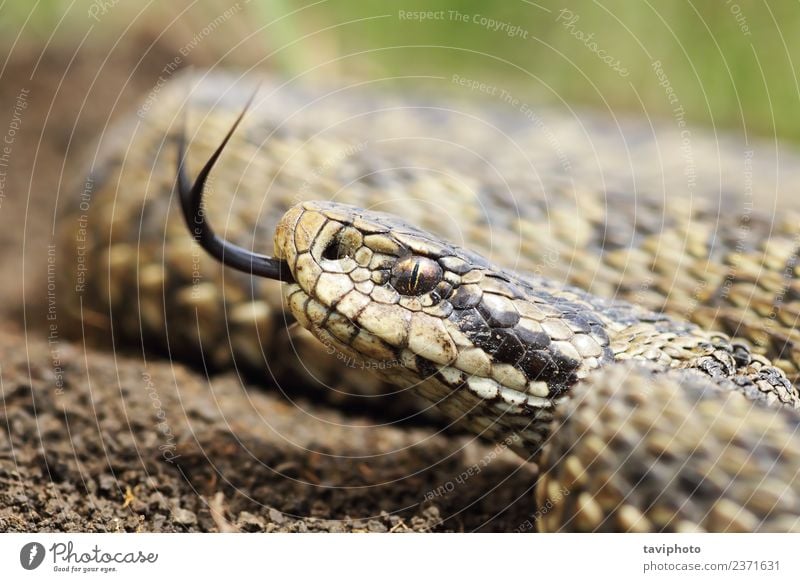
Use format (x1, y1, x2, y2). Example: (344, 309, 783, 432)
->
(410, 261, 420, 292)
(390, 256, 443, 296)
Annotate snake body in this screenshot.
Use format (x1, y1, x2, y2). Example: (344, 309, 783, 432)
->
(59, 71, 800, 531)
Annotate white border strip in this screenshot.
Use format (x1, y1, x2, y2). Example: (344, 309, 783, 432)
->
(2, 533, 799, 581)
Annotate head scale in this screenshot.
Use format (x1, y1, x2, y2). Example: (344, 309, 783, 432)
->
(272, 201, 613, 456)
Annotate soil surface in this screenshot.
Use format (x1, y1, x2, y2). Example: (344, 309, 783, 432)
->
(0, 322, 535, 532)
(0, 33, 536, 533)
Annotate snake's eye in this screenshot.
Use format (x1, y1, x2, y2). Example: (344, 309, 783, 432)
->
(390, 256, 443, 296)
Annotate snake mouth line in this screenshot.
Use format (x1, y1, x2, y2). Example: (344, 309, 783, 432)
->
(285, 281, 559, 405)
(284, 283, 560, 455)
(286, 284, 407, 375)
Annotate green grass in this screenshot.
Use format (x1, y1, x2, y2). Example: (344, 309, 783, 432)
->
(3, 0, 800, 142)
(290, 0, 800, 143)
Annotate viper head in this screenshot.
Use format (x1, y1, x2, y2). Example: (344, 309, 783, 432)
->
(272, 200, 614, 455)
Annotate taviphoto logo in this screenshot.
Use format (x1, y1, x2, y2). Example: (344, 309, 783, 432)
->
(19, 542, 46, 570)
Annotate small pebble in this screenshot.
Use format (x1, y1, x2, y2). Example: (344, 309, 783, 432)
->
(171, 507, 197, 525)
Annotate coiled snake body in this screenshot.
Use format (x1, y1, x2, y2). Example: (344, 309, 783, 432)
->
(60, 72, 800, 532)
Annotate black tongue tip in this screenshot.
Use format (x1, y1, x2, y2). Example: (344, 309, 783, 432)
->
(176, 90, 295, 285)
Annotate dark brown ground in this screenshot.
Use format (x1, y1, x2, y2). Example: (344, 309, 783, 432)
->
(0, 31, 536, 532)
(0, 321, 536, 532)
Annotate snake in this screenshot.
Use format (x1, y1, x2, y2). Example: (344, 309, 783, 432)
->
(59, 71, 800, 532)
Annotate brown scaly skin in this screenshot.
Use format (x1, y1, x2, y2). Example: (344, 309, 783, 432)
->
(538, 364, 800, 532)
(58, 71, 800, 531)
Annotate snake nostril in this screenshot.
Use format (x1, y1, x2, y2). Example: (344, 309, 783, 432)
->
(322, 239, 346, 260)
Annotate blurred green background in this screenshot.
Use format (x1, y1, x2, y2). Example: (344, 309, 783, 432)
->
(2, 0, 799, 141)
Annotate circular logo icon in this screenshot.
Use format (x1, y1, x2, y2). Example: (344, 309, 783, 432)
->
(19, 542, 46, 570)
